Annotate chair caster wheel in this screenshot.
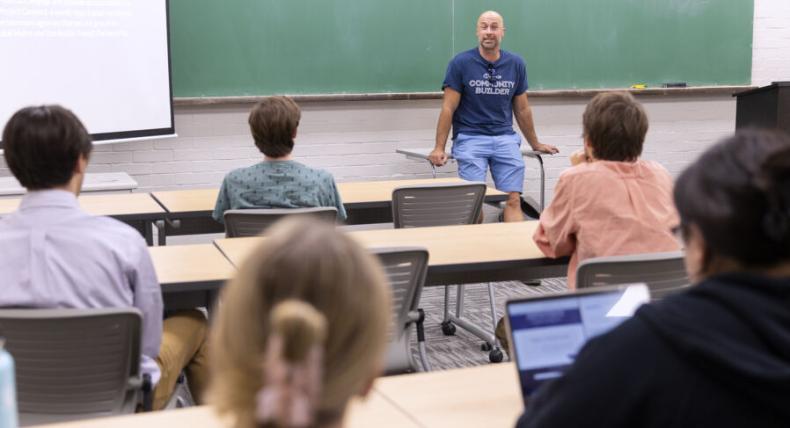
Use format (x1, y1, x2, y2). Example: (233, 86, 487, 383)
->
(481, 342, 492, 351)
(489, 348, 504, 363)
(441, 321, 456, 336)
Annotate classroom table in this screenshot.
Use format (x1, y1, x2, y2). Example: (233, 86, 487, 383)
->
(0, 192, 165, 245)
(148, 244, 235, 311)
(29, 390, 421, 428)
(148, 222, 567, 310)
(215, 221, 567, 286)
(0, 172, 137, 197)
(30, 364, 521, 428)
(397, 147, 548, 211)
(213, 222, 567, 350)
(377, 363, 523, 428)
(150, 177, 508, 240)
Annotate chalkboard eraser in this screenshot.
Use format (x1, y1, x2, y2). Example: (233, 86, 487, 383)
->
(662, 82, 687, 88)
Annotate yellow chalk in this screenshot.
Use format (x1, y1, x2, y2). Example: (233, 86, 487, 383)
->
(630, 84, 647, 90)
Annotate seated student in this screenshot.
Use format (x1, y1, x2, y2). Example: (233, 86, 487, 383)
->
(212, 96, 347, 224)
(516, 129, 790, 427)
(0, 105, 208, 410)
(497, 92, 680, 352)
(534, 91, 680, 289)
(209, 218, 391, 428)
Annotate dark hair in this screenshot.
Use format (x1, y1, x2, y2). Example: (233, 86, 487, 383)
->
(2, 105, 92, 190)
(674, 129, 790, 266)
(583, 92, 648, 161)
(248, 96, 301, 158)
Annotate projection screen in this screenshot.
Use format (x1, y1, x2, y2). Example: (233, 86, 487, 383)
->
(0, 0, 174, 147)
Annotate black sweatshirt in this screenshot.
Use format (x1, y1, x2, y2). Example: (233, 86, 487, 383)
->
(517, 273, 790, 428)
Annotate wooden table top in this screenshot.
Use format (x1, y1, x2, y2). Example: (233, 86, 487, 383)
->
(151, 177, 506, 214)
(0, 192, 164, 217)
(30, 390, 420, 428)
(215, 221, 545, 269)
(149, 187, 218, 214)
(376, 363, 523, 428)
(31, 365, 520, 428)
(0, 172, 137, 196)
(148, 244, 235, 285)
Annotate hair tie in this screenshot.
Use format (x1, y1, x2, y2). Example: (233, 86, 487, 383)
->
(255, 334, 324, 427)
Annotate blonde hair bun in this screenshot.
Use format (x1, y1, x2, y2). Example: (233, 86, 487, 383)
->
(269, 300, 328, 363)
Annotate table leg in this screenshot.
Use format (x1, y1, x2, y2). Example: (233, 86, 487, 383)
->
(155, 220, 166, 246)
(143, 221, 154, 246)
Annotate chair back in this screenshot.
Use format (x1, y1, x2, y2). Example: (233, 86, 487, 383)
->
(576, 251, 690, 300)
(0, 308, 142, 426)
(392, 182, 486, 228)
(374, 247, 429, 337)
(224, 207, 337, 237)
(372, 247, 429, 373)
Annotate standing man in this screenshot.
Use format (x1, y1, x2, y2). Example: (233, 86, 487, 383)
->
(430, 10, 558, 221)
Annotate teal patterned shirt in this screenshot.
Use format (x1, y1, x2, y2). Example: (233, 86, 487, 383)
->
(212, 160, 347, 224)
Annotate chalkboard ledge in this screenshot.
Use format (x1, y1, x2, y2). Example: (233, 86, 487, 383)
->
(174, 85, 754, 106)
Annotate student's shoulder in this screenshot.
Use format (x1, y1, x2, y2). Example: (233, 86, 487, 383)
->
(291, 161, 335, 181)
(0, 214, 14, 229)
(553, 164, 626, 199)
(70, 215, 149, 256)
(518, 316, 660, 428)
(223, 163, 260, 181)
(557, 162, 608, 183)
(639, 159, 672, 176)
(88, 215, 147, 241)
(576, 314, 660, 373)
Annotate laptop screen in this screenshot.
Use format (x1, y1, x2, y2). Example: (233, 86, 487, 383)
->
(506, 284, 650, 400)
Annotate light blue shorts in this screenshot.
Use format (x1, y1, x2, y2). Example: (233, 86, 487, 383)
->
(451, 133, 525, 193)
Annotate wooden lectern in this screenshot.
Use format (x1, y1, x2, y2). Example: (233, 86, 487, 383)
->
(734, 81, 790, 132)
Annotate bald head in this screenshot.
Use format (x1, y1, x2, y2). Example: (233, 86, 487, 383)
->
(477, 10, 504, 27)
(476, 10, 505, 54)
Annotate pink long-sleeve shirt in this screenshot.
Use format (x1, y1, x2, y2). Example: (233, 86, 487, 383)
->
(533, 159, 681, 289)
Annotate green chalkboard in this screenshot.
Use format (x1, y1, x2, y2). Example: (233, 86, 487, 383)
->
(169, 0, 753, 97)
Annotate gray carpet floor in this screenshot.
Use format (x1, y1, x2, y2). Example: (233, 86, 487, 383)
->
(409, 278, 567, 371)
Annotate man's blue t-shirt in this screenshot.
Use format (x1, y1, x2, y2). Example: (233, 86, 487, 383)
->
(442, 48, 529, 139)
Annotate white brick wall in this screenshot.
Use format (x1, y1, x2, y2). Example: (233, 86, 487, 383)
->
(752, 0, 790, 86)
(40, 95, 732, 206)
(0, 3, 786, 206)
(523, 95, 734, 204)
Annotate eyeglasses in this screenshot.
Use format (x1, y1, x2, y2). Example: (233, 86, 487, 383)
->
(486, 64, 497, 82)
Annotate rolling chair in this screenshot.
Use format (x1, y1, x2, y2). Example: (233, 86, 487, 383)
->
(576, 251, 690, 300)
(373, 247, 431, 374)
(0, 308, 148, 426)
(223, 207, 337, 237)
(392, 182, 504, 362)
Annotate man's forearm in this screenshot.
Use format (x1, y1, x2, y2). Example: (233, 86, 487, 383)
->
(435, 109, 453, 150)
(516, 109, 540, 148)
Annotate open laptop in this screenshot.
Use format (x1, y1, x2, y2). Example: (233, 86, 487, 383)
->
(505, 284, 650, 402)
